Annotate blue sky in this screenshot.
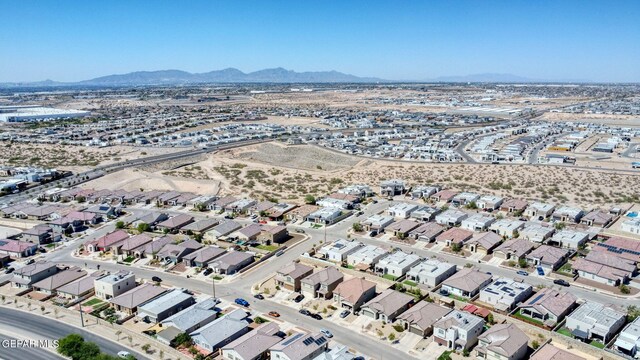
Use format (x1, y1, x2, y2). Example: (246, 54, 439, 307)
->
(1, 1, 639, 82)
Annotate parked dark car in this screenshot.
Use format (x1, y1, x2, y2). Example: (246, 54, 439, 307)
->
(439, 288, 449, 296)
(369, 230, 378, 237)
(202, 268, 213, 276)
(340, 310, 350, 318)
(553, 279, 570, 287)
(25, 259, 35, 265)
(4, 267, 14, 274)
(311, 313, 323, 320)
(151, 276, 162, 282)
(254, 294, 264, 300)
(299, 309, 311, 316)
(516, 270, 528, 276)
(293, 294, 305, 303)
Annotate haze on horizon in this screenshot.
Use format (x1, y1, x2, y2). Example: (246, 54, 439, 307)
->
(1, 0, 639, 83)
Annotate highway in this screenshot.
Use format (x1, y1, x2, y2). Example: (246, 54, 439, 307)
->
(0, 307, 148, 360)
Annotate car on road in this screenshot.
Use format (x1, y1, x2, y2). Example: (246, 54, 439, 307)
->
(299, 309, 311, 316)
(340, 310, 350, 318)
(202, 268, 213, 276)
(235, 298, 250, 307)
(151, 276, 162, 282)
(295, 229, 306, 233)
(320, 329, 333, 338)
(4, 267, 14, 274)
(25, 259, 35, 265)
(117, 351, 131, 359)
(486, 271, 492, 276)
(268, 311, 280, 317)
(311, 313, 323, 320)
(536, 267, 545, 276)
(553, 279, 570, 287)
(254, 294, 264, 300)
(516, 270, 529, 276)
(293, 294, 305, 303)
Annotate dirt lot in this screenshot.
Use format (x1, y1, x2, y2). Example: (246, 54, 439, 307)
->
(83, 142, 639, 208)
(0, 142, 184, 173)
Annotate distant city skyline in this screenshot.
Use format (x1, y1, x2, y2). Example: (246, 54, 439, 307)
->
(1, 1, 639, 83)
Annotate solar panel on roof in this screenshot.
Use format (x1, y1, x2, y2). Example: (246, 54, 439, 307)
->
(527, 294, 545, 305)
(315, 337, 327, 345)
(303, 337, 314, 346)
(281, 333, 303, 346)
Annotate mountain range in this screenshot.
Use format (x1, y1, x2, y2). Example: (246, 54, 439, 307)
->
(0, 68, 588, 87)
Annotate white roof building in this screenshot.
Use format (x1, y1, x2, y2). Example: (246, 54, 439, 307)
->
(317, 239, 364, 263)
(406, 259, 457, 287)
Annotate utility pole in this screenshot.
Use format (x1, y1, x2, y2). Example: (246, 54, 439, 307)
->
(79, 305, 84, 327)
(212, 275, 216, 299)
(324, 221, 327, 244)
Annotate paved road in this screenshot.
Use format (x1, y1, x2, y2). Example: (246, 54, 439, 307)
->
(622, 142, 639, 158)
(0, 307, 148, 359)
(30, 197, 637, 359)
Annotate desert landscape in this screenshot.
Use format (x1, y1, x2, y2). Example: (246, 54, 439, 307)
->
(83, 141, 640, 209)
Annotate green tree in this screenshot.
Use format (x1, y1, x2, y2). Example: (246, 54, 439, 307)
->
(171, 332, 193, 348)
(620, 284, 631, 294)
(518, 258, 528, 268)
(351, 223, 363, 232)
(451, 242, 462, 253)
(115, 221, 125, 229)
(58, 334, 85, 358)
(304, 195, 316, 205)
(554, 222, 566, 230)
(628, 305, 640, 321)
(437, 351, 452, 360)
(136, 223, 150, 233)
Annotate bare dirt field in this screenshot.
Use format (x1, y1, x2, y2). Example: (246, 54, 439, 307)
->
(0, 141, 184, 172)
(541, 112, 640, 127)
(0, 142, 185, 173)
(83, 142, 640, 208)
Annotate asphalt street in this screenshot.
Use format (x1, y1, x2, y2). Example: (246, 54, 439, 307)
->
(5, 196, 635, 359)
(0, 307, 148, 360)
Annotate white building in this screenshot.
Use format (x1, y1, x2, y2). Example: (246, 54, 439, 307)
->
(346, 245, 387, 269)
(565, 301, 626, 344)
(94, 271, 136, 300)
(524, 202, 555, 221)
(435, 209, 468, 226)
(386, 203, 419, 219)
(614, 317, 640, 358)
(621, 217, 640, 236)
(374, 251, 421, 278)
(406, 259, 457, 287)
(317, 239, 364, 263)
(460, 214, 496, 232)
(433, 310, 484, 350)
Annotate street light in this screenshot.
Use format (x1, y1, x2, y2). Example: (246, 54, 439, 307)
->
(212, 275, 216, 299)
